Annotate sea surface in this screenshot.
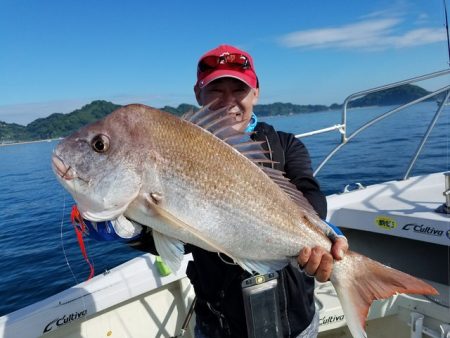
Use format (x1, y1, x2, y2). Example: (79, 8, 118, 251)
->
(0, 102, 448, 316)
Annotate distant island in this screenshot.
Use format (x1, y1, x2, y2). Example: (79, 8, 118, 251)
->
(0, 84, 435, 143)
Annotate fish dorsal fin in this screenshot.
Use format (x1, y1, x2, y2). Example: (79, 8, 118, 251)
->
(183, 104, 278, 166)
(181, 108, 195, 121)
(260, 167, 319, 216)
(183, 104, 318, 215)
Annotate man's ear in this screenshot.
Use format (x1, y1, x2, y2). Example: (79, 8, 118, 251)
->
(194, 84, 202, 105)
(251, 87, 260, 105)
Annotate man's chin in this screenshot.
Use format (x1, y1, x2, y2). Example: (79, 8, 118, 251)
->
(231, 121, 249, 132)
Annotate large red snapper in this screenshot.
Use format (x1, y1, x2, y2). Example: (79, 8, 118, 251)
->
(52, 104, 437, 338)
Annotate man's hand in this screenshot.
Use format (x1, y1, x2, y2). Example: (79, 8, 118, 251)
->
(297, 237, 348, 283)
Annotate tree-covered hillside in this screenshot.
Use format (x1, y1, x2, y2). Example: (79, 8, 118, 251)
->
(25, 101, 121, 140)
(349, 84, 432, 107)
(0, 84, 434, 143)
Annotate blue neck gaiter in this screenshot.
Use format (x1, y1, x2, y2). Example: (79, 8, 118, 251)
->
(245, 113, 258, 132)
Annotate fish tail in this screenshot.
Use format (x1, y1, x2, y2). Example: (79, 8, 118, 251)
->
(330, 251, 438, 338)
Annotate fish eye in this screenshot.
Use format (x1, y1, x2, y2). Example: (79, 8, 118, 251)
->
(91, 134, 110, 153)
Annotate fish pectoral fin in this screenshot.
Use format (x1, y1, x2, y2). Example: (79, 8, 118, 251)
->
(144, 193, 239, 261)
(234, 258, 288, 275)
(152, 230, 185, 273)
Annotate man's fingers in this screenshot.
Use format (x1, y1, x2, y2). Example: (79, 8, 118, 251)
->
(297, 244, 344, 282)
(314, 253, 333, 282)
(303, 247, 323, 276)
(331, 237, 349, 260)
(297, 247, 311, 267)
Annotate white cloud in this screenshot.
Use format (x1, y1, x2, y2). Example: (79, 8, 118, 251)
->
(360, 9, 403, 20)
(279, 17, 446, 51)
(415, 13, 430, 25)
(394, 28, 446, 47)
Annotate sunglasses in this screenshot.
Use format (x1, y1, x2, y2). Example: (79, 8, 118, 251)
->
(198, 53, 251, 73)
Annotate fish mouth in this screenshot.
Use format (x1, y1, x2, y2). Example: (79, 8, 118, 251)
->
(52, 154, 77, 181)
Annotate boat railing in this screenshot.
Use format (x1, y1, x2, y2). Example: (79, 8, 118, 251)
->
(294, 68, 450, 179)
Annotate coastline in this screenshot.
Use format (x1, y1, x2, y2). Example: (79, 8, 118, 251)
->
(0, 138, 62, 147)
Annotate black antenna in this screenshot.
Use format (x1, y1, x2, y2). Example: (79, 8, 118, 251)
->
(444, 0, 450, 66)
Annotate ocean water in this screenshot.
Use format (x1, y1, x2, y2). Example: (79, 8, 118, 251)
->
(0, 102, 448, 316)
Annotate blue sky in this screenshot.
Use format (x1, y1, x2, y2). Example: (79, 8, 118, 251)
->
(1, 0, 449, 125)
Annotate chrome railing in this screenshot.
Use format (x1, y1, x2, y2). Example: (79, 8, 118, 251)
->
(295, 68, 450, 179)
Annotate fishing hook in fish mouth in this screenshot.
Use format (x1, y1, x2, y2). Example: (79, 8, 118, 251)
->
(61, 165, 73, 180)
(62, 165, 89, 184)
(77, 176, 90, 184)
(52, 154, 89, 183)
(52, 155, 75, 180)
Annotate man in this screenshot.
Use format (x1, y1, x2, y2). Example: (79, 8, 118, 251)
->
(131, 44, 348, 337)
(82, 44, 348, 337)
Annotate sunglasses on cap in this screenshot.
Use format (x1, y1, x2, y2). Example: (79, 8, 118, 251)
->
(198, 53, 251, 73)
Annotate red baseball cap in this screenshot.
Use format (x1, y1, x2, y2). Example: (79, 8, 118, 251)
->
(196, 44, 258, 89)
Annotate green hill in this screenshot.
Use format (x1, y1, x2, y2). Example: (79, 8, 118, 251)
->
(0, 101, 199, 143)
(0, 84, 434, 143)
(254, 102, 328, 115)
(0, 122, 28, 142)
(25, 100, 121, 140)
(349, 84, 432, 107)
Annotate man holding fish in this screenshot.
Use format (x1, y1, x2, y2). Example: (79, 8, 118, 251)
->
(53, 44, 436, 338)
(131, 44, 349, 338)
